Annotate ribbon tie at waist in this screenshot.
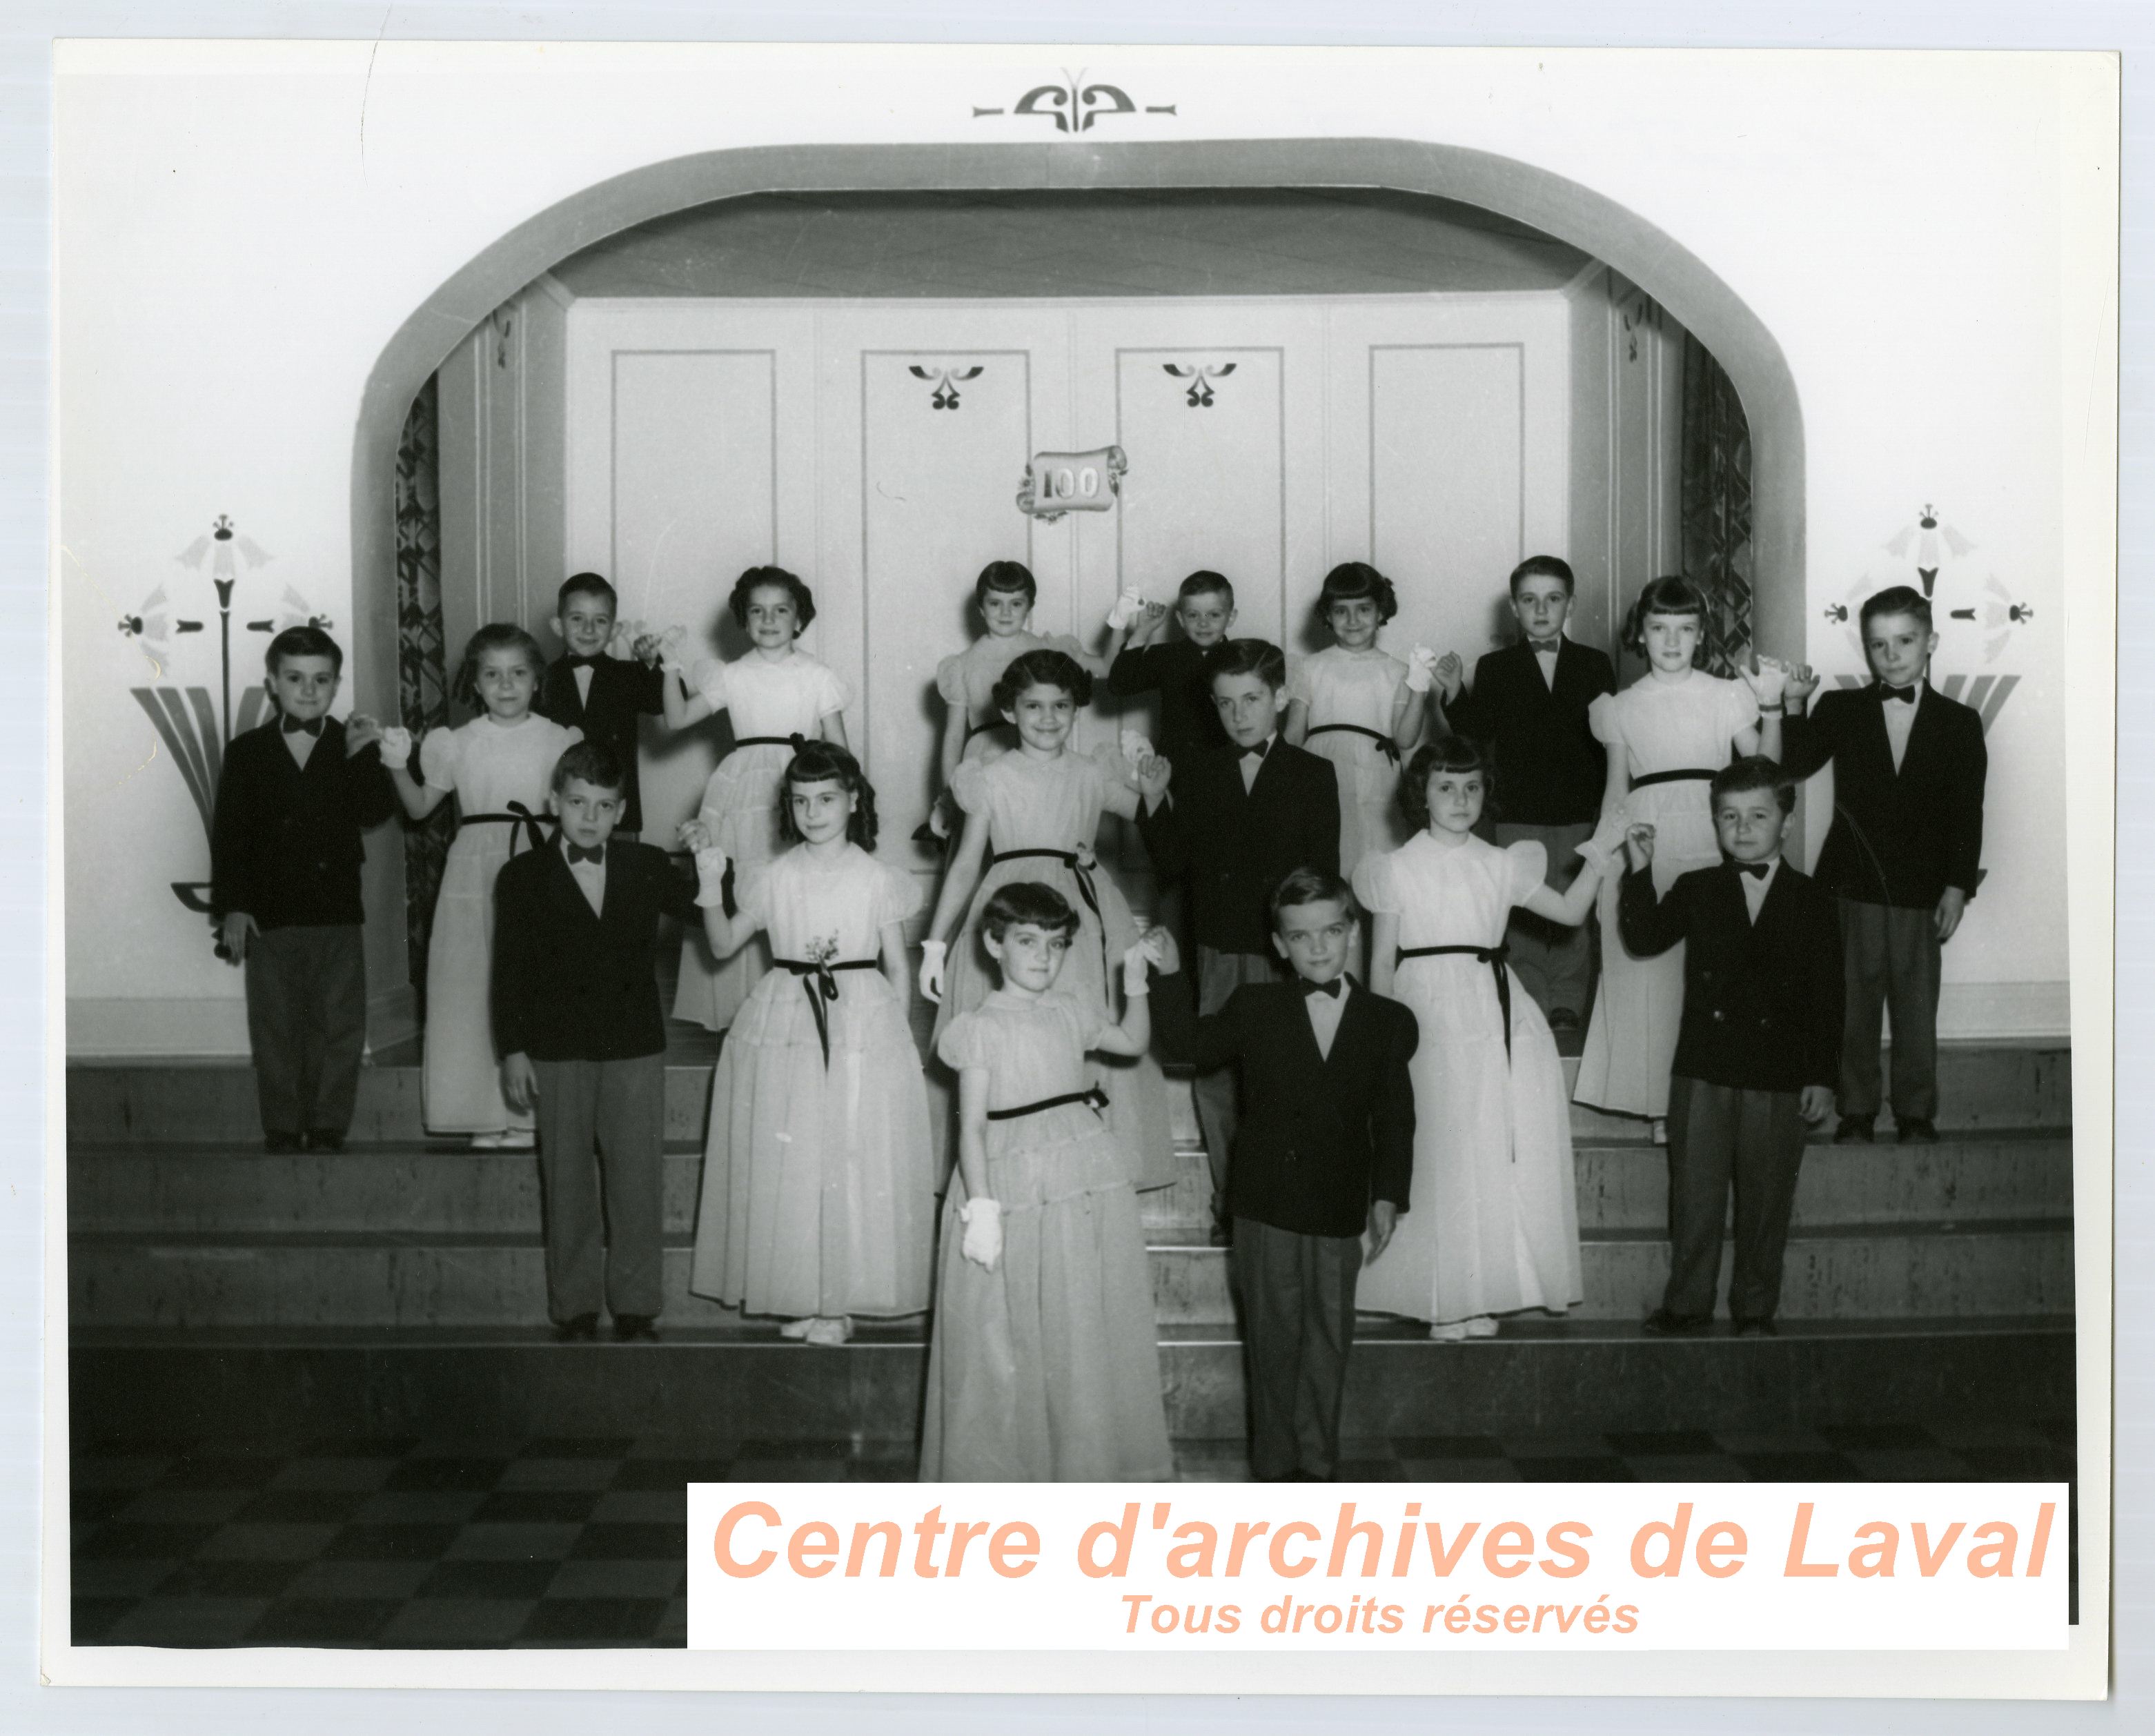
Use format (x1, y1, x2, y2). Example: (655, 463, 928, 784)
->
(730, 733, 807, 755)
(1305, 722, 1401, 765)
(988, 847, 1109, 985)
(773, 957, 880, 1068)
(986, 1084, 1110, 1123)
(1397, 942, 1515, 1064)
(458, 800, 553, 858)
(1629, 768, 1716, 791)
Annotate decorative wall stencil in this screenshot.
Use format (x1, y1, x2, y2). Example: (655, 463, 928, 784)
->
(1885, 503, 1976, 598)
(971, 70, 1177, 129)
(1016, 446, 1128, 521)
(1163, 362, 1236, 408)
(1831, 670, 2020, 736)
(907, 364, 984, 411)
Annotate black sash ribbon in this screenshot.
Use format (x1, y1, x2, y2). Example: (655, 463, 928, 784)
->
(1629, 768, 1717, 791)
(773, 957, 880, 1068)
(459, 800, 553, 858)
(986, 1084, 1110, 1123)
(988, 847, 1109, 985)
(1397, 942, 1515, 1064)
(1305, 722, 1401, 765)
(731, 733, 807, 754)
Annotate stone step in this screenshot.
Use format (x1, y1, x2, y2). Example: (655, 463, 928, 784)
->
(68, 1316, 2076, 1442)
(67, 1132, 2074, 1237)
(65, 1039, 2073, 1147)
(68, 1216, 2074, 1330)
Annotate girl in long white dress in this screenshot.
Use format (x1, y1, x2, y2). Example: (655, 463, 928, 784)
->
(685, 741, 935, 1346)
(1355, 737, 1609, 1339)
(662, 567, 850, 1033)
(383, 624, 580, 1149)
(1572, 577, 1785, 1138)
(1283, 561, 1433, 881)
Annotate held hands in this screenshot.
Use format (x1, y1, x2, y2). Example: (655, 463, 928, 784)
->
(1933, 885, 1968, 943)
(1133, 600, 1170, 641)
(1135, 753, 1173, 806)
(918, 940, 948, 1004)
(1740, 655, 1790, 709)
(1121, 931, 1163, 998)
(1141, 923, 1182, 978)
(1104, 587, 1148, 632)
(1434, 651, 1465, 704)
(678, 818, 714, 855)
(1365, 1199, 1399, 1265)
(1798, 1085, 1835, 1125)
(218, 911, 259, 966)
(1577, 809, 1631, 874)
(344, 714, 384, 756)
(1623, 823, 1657, 874)
(1781, 662, 1820, 709)
(500, 1052, 539, 1115)
(1404, 644, 1439, 693)
(376, 726, 413, 771)
(958, 1197, 1004, 1271)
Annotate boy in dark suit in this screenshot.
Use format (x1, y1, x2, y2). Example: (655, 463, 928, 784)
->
(1435, 555, 1617, 1030)
(534, 573, 669, 836)
(210, 626, 398, 1153)
(1136, 639, 1341, 1236)
(1103, 569, 1237, 762)
(1618, 756, 1844, 1336)
(1149, 869, 1417, 1481)
(492, 741, 727, 1341)
(1781, 585, 1987, 1144)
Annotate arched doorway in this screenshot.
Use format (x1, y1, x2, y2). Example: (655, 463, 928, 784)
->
(348, 139, 1804, 1034)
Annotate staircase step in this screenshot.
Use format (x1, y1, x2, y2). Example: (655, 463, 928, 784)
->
(68, 1316, 2076, 1442)
(68, 1219, 2074, 1330)
(68, 1133, 2073, 1236)
(66, 1039, 2073, 1147)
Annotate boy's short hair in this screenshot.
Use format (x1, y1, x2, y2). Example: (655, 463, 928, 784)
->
(974, 560, 1039, 612)
(1269, 867, 1359, 930)
(1399, 735, 1494, 831)
(550, 740, 627, 797)
(1508, 555, 1575, 598)
(1204, 638, 1288, 693)
(557, 572, 618, 617)
(992, 647, 1094, 713)
(1711, 754, 1796, 816)
(1178, 570, 1234, 609)
(266, 624, 343, 676)
(1317, 561, 1399, 624)
(982, 880, 1081, 944)
(729, 565, 818, 632)
(1860, 584, 1933, 634)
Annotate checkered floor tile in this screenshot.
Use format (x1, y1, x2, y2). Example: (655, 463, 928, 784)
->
(72, 1419, 2075, 1648)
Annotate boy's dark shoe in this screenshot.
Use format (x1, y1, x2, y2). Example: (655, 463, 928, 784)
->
(264, 1132, 304, 1154)
(1896, 1117, 1939, 1145)
(1833, 1115, 1875, 1145)
(612, 1314, 660, 1343)
(1733, 1318, 1779, 1338)
(553, 1314, 599, 1343)
(304, 1130, 346, 1153)
(1641, 1308, 1711, 1336)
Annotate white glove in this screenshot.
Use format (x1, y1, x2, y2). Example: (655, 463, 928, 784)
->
(1404, 645, 1439, 693)
(958, 1196, 1004, 1270)
(919, 939, 947, 1004)
(377, 727, 413, 770)
(1105, 586, 1147, 631)
(693, 845, 731, 907)
(1577, 809, 1631, 874)
(1121, 938, 1158, 998)
(1119, 727, 1154, 765)
(1744, 655, 1789, 709)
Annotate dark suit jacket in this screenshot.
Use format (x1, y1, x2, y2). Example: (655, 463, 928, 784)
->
(209, 718, 397, 929)
(1781, 682, 1987, 909)
(1137, 740, 1341, 956)
(1108, 640, 1230, 761)
(1152, 971, 1417, 1237)
(1619, 860, 1844, 1094)
(1441, 638, 1616, 826)
(535, 655, 668, 832)
(492, 838, 702, 1062)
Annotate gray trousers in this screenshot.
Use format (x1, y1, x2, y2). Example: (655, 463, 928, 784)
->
(1493, 820, 1597, 1020)
(1838, 898, 1941, 1121)
(1664, 1076, 1807, 1323)
(534, 1054, 667, 1323)
(1191, 947, 1282, 1218)
(1232, 1217, 1362, 1480)
(244, 923, 367, 1139)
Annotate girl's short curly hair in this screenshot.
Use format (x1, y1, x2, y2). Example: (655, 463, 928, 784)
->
(1620, 574, 1709, 656)
(981, 880, 1081, 944)
(1399, 735, 1495, 832)
(1317, 560, 1399, 626)
(453, 623, 547, 710)
(973, 560, 1039, 613)
(992, 647, 1093, 714)
(728, 566, 817, 633)
(776, 739, 878, 852)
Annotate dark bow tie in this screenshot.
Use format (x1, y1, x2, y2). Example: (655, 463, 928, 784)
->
(1880, 683, 1918, 704)
(1527, 638, 1563, 655)
(1241, 739, 1270, 761)
(564, 653, 604, 669)
(1731, 858, 1771, 880)
(281, 714, 324, 737)
(1299, 976, 1344, 998)
(565, 843, 604, 867)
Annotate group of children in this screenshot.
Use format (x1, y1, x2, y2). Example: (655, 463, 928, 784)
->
(208, 549, 1985, 1479)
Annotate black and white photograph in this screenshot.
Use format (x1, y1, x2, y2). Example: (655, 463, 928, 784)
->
(43, 32, 2114, 1693)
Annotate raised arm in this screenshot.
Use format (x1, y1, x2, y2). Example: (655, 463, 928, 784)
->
(1395, 647, 1439, 751)
(1614, 828, 1686, 958)
(1089, 938, 1159, 1059)
(919, 807, 992, 1000)
(377, 729, 449, 821)
(660, 662, 718, 733)
(1519, 849, 1608, 928)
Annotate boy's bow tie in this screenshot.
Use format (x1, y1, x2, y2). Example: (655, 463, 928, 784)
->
(564, 653, 603, 669)
(565, 843, 604, 867)
(1527, 637, 1562, 653)
(1241, 740, 1268, 760)
(1880, 682, 1918, 703)
(1731, 859, 1771, 880)
(1299, 976, 1343, 998)
(280, 715, 324, 737)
